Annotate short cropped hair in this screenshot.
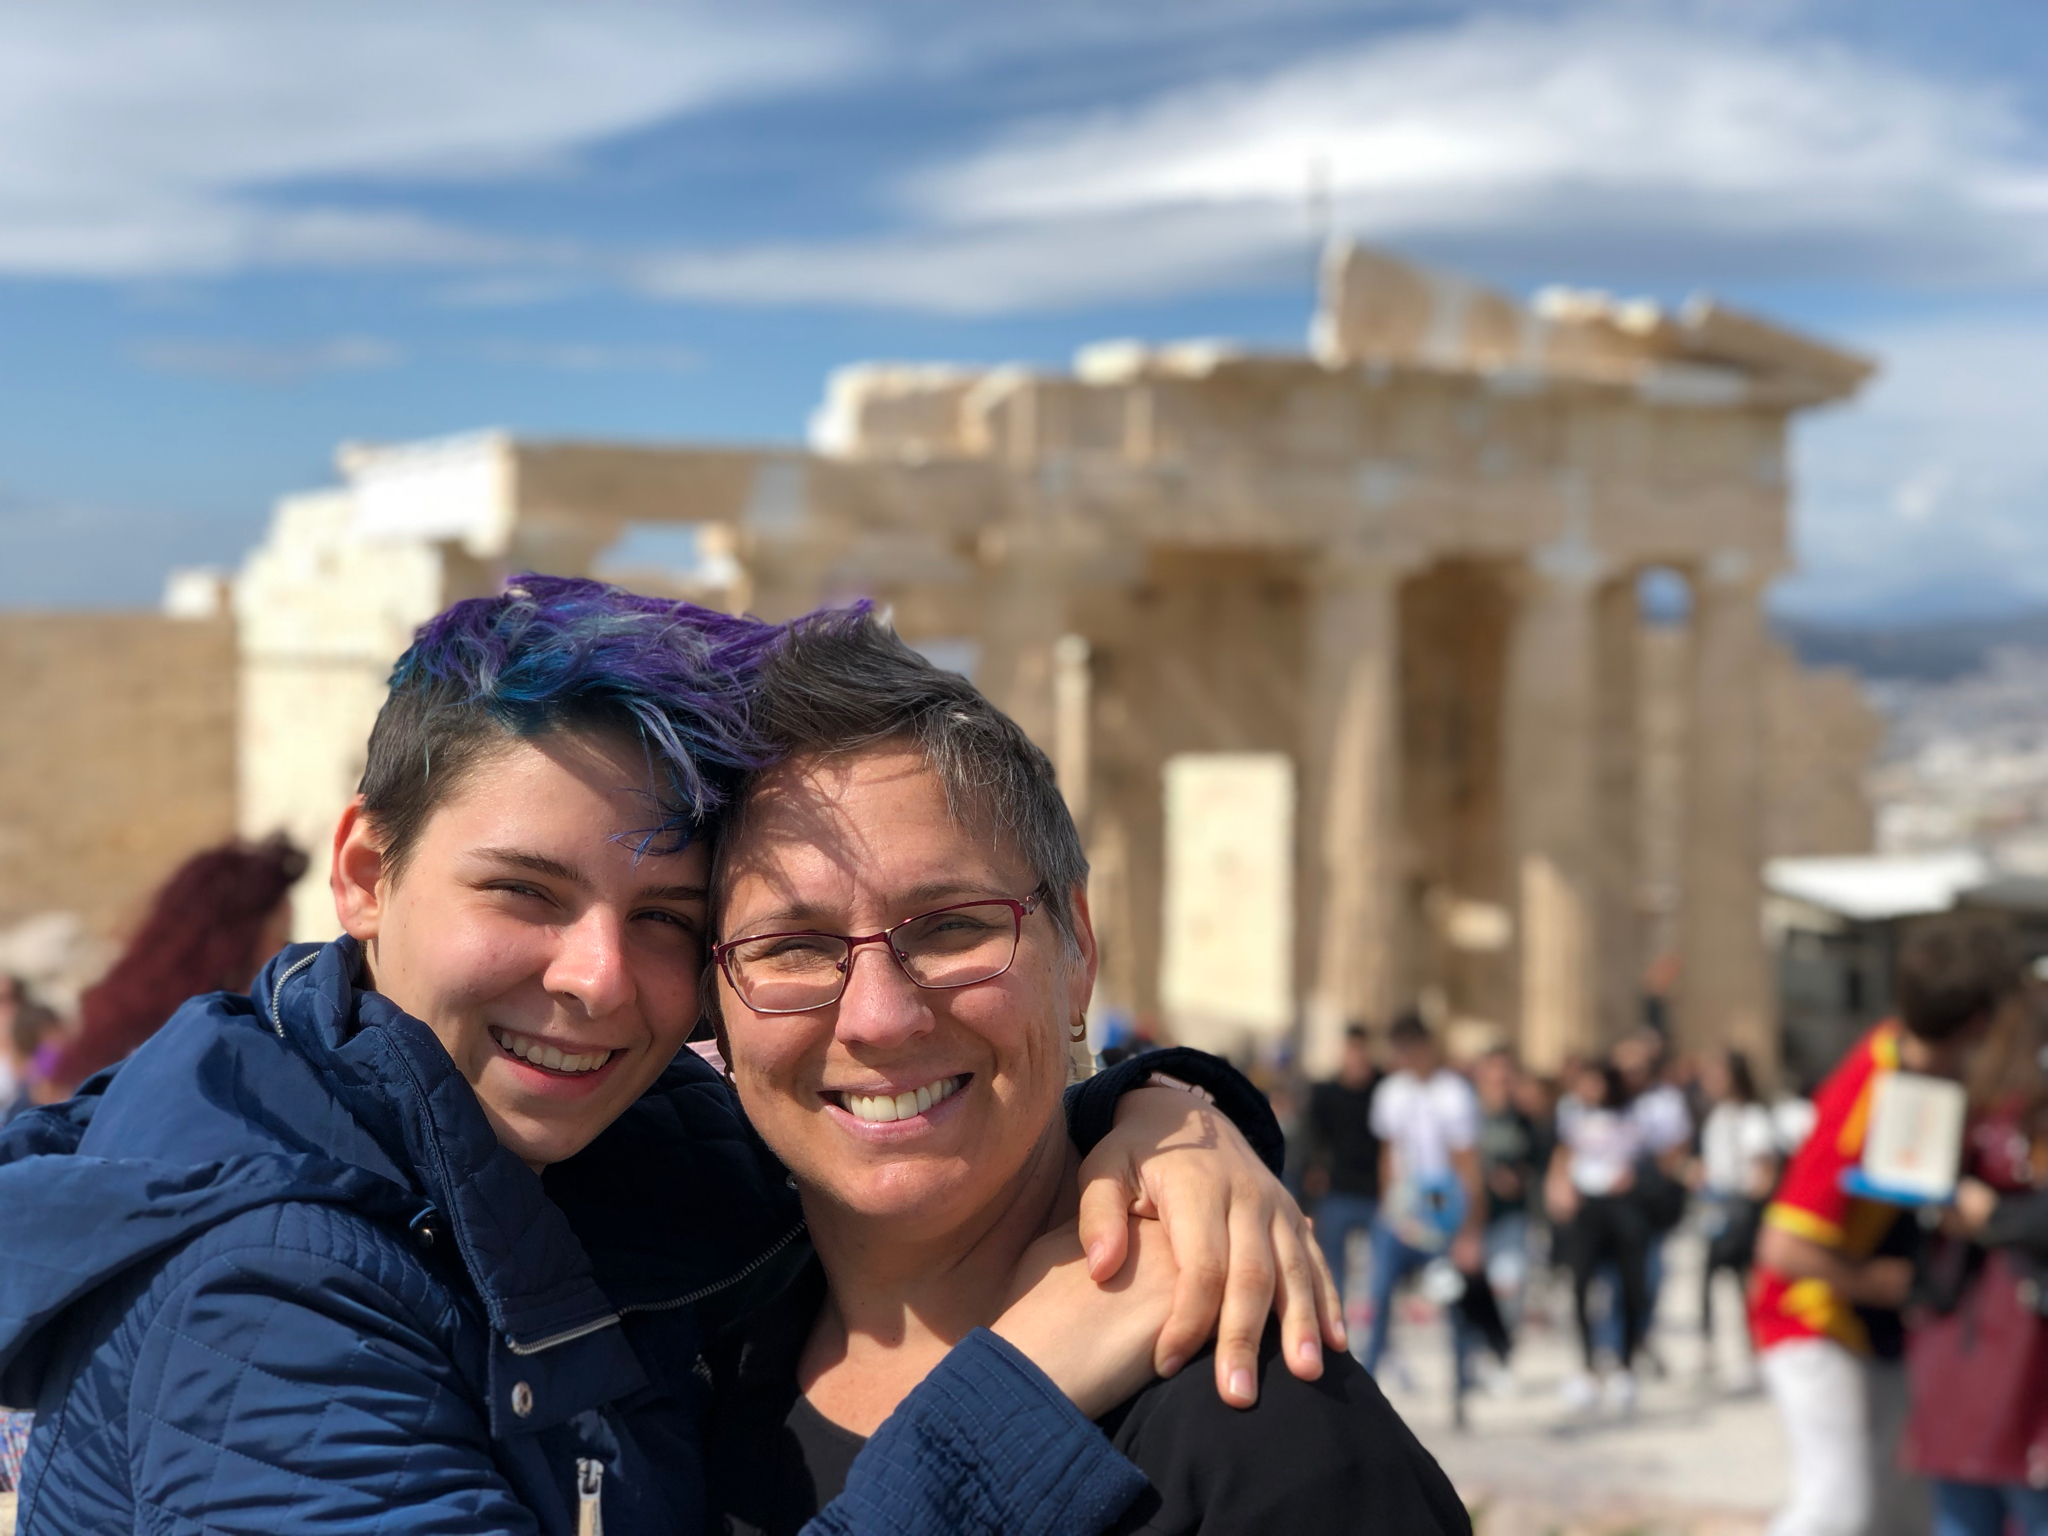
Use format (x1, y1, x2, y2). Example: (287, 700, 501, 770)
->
(359, 575, 781, 882)
(1895, 917, 2020, 1043)
(715, 606, 1088, 947)
(1387, 1011, 1431, 1049)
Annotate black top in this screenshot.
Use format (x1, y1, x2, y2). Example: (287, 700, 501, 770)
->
(1477, 1105, 1541, 1225)
(1977, 1187, 2048, 1260)
(1304, 1077, 1384, 1199)
(707, 1258, 1470, 1536)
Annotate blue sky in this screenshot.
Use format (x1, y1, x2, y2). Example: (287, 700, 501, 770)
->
(3, 0, 2046, 618)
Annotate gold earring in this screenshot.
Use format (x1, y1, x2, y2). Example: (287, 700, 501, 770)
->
(1070, 1013, 1088, 1044)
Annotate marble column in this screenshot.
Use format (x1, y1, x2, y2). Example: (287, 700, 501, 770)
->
(1052, 633, 1092, 825)
(1299, 556, 1412, 1079)
(1677, 559, 1776, 1078)
(1593, 575, 1644, 1047)
(975, 543, 1065, 752)
(1507, 560, 1602, 1074)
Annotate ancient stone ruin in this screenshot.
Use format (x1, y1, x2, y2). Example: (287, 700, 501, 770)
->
(2, 242, 1880, 1077)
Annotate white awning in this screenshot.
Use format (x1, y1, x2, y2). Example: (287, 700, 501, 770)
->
(1765, 852, 1990, 923)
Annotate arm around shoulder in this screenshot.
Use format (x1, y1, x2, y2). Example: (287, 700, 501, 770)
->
(127, 1216, 539, 1536)
(1067, 1047, 1285, 1174)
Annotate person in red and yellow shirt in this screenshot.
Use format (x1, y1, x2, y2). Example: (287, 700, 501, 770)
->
(1752, 918, 2020, 1536)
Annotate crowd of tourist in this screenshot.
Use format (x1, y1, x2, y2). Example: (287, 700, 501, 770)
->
(1290, 1011, 1748, 1414)
(1291, 915, 2048, 1536)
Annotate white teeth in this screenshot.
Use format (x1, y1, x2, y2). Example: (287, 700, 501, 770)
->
(490, 1028, 611, 1075)
(841, 1075, 963, 1124)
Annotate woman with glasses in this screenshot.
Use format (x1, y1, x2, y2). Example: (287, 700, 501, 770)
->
(704, 609, 1468, 1536)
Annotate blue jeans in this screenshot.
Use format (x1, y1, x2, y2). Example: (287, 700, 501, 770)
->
(1595, 1234, 1666, 1362)
(1312, 1192, 1378, 1311)
(1483, 1210, 1531, 1332)
(1362, 1217, 1476, 1386)
(1933, 1480, 2048, 1536)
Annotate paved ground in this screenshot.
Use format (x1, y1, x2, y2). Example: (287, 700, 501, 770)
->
(1362, 1228, 1789, 1531)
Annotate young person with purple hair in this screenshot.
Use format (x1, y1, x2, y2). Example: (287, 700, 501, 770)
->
(0, 577, 1337, 1536)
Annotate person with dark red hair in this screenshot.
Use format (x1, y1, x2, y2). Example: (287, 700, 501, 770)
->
(34, 833, 305, 1097)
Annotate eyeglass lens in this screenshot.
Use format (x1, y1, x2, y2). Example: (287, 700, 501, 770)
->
(726, 901, 1021, 1013)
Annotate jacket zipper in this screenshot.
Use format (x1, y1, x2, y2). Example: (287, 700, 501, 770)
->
(267, 950, 320, 1038)
(575, 1457, 604, 1536)
(503, 1220, 804, 1356)
(503, 1312, 623, 1357)
(617, 1220, 806, 1317)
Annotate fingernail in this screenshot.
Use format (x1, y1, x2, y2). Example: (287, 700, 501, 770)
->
(1085, 1241, 1106, 1271)
(1229, 1368, 1254, 1402)
(1159, 1355, 1183, 1377)
(1297, 1340, 1321, 1365)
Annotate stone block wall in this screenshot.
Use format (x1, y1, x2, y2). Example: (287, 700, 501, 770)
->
(0, 613, 238, 943)
(1763, 644, 1881, 857)
(234, 488, 479, 940)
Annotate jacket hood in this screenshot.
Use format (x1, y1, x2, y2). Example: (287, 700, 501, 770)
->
(0, 937, 798, 1419)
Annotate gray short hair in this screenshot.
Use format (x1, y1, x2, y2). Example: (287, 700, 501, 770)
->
(712, 606, 1088, 947)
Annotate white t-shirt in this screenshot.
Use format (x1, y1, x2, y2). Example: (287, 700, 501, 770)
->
(1562, 1103, 1645, 1196)
(1370, 1068, 1480, 1185)
(1630, 1083, 1693, 1156)
(1772, 1096, 1818, 1156)
(1700, 1101, 1777, 1197)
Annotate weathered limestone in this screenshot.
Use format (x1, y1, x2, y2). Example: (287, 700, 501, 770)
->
(1677, 562, 1774, 1065)
(222, 239, 1875, 1075)
(1300, 555, 1414, 1077)
(1506, 561, 1601, 1073)
(1592, 578, 1646, 1049)
(1762, 644, 1882, 858)
(235, 488, 481, 937)
(0, 610, 236, 942)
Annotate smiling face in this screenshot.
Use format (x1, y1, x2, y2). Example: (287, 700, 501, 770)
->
(331, 729, 710, 1170)
(714, 746, 1093, 1238)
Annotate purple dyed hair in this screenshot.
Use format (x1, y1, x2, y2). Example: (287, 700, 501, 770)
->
(359, 574, 784, 872)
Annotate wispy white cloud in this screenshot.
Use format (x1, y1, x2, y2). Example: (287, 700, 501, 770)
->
(8, 5, 2045, 311)
(642, 9, 2048, 311)
(131, 334, 401, 382)
(630, 204, 1298, 315)
(0, 3, 867, 278)
(477, 341, 703, 373)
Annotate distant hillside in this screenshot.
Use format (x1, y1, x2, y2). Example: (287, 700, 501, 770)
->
(1777, 608, 2048, 683)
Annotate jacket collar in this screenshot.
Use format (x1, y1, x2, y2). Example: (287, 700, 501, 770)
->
(262, 938, 645, 1430)
(261, 936, 810, 1430)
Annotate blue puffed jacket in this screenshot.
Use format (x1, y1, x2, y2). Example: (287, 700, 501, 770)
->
(0, 937, 1183, 1535)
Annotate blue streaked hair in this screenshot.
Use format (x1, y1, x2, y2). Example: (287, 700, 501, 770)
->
(359, 574, 784, 875)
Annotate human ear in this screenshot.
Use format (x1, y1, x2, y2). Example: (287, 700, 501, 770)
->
(330, 796, 390, 942)
(1065, 882, 1099, 1014)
